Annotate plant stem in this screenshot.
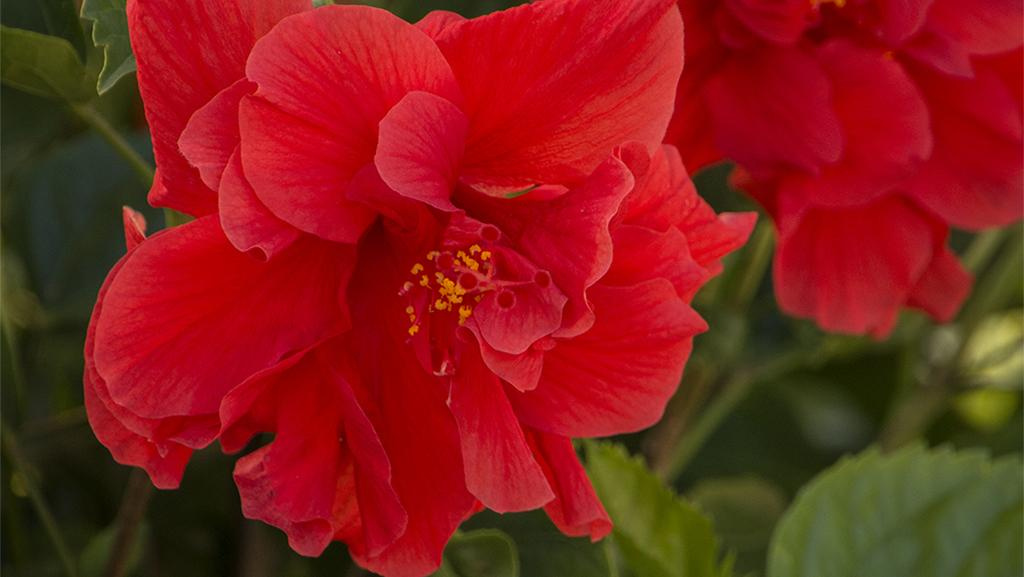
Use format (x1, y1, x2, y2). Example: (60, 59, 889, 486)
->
(720, 219, 775, 310)
(70, 103, 154, 186)
(1, 423, 80, 577)
(105, 470, 153, 577)
(664, 347, 810, 482)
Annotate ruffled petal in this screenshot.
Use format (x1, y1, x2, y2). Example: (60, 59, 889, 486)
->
(93, 217, 353, 436)
(907, 246, 972, 323)
(221, 342, 406, 558)
(511, 280, 706, 437)
(219, 149, 302, 260)
(128, 0, 310, 215)
(905, 55, 1024, 230)
(526, 430, 612, 541)
(773, 196, 935, 336)
(178, 79, 253, 191)
(449, 347, 553, 513)
(375, 91, 468, 211)
(239, 5, 461, 242)
(85, 243, 192, 489)
(704, 46, 842, 178)
(435, 0, 684, 186)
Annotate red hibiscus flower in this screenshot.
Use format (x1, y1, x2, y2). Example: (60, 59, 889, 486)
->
(670, 0, 1023, 336)
(85, 1, 754, 575)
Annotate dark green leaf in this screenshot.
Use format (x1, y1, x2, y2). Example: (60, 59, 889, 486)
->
(586, 442, 731, 577)
(768, 444, 1024, 577)
(80, 0, 135, 94)
(1, 25, 93, 101)
(431, 530, 518, 577)
(0, 0, 87, 58)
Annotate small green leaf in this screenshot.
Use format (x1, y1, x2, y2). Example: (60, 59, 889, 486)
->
(586, 441, 732, 577)
(80, 0, 136, 94)
(431, 530, 519, 577)
(768, 444, 1024, 577)
(1, 25, 94, 101)
(464, 510, 614, 577)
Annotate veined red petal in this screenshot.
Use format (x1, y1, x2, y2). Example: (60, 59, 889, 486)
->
(436, 0, 684, 185)
(219, 149, 302, 260)
(375, 92, 468, 212)
(239, 5, 461, 242)
(94, 217, 353, 427)
(512, 280, 706, 437)
(449, 347, 554, 513)
(222, 342, 406, 558)
(127, 0, 310, 215)
(178, 79, 254, 192)
(526, 430, 612, 541)
(773, 196, 935, 336)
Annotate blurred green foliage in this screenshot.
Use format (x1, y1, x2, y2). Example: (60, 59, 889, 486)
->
(2, 1, 1021, 576)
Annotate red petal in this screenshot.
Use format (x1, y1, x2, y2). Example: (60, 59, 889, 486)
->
(121, 207, 147, 250)
(905, 56, 1024, 230)
(787, 41, 932, 208)
(704, 46, 842, 178)
(512, 281, 706, 437)
(723, 0, 815, 44)
(449, 348, 553, 513)
(223, 342, 406, 558)
(239, 5, 460, 242)
(178, 79, 253, 191)
(219, 149, 301, 260)
(773, 196, 935, 336)
(918, 0, 1023, 58)
(375, 92, 467, 211)
(436, 0, 684, 185)
(85, 255, 191, 489)
(128, 0, 309, 215)
(94, 217, 353, 430)
(416, 10, 465, 38)
(907, 246, 972, 322)
(526, 430, 612, 541)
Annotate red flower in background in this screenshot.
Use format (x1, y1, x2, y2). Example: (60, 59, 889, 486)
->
(85, 1, 753, 575)
(670, 0, 1024, 336)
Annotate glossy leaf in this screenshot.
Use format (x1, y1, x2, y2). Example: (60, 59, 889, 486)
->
(768, 444, 1024, 577)
(586, 441, 732, 577)
(1, 25, 93, 101)
(81, 0, 135, 94)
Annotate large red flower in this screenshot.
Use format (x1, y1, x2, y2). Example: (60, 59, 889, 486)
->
(670, 0, 1023, 336)
(86, 1, 754, 575)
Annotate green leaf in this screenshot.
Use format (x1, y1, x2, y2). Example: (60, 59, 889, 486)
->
(1, 25, 93, 101)
(80, 0, 136, 94)
(431, 530, 519, 577)
(586, 441, 732, 577)
(768, 444, 1024, 577)
(464, 510, 614, 577)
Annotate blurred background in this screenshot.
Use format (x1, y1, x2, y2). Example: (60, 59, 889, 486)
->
(2, 1, 1021, 576)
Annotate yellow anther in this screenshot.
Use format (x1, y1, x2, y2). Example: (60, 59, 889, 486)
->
(458, 305, 473, 325)
(426, 250, 440, 260)
(405, 306, 415, 314)
(480, 251, 492, 261)
(401, 281, 413, 293)
(419, 275, 430, 287)
(408, 324, 420, 336)
(434, 299, 449, 311)
(410, 263, 424, 274)
(469, 244, 481, 255)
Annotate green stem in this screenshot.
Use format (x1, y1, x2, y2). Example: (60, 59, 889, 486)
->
(105, 470, 152, 577)
(664, 347, 809, 482)
(721, 219, 775, 311)
(70, 104, 154, 186)
(1, 423, 79, 577)
(962, 228, 1009, 274)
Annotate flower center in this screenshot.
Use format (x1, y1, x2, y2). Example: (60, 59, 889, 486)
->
(399, 243, 496, 337)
